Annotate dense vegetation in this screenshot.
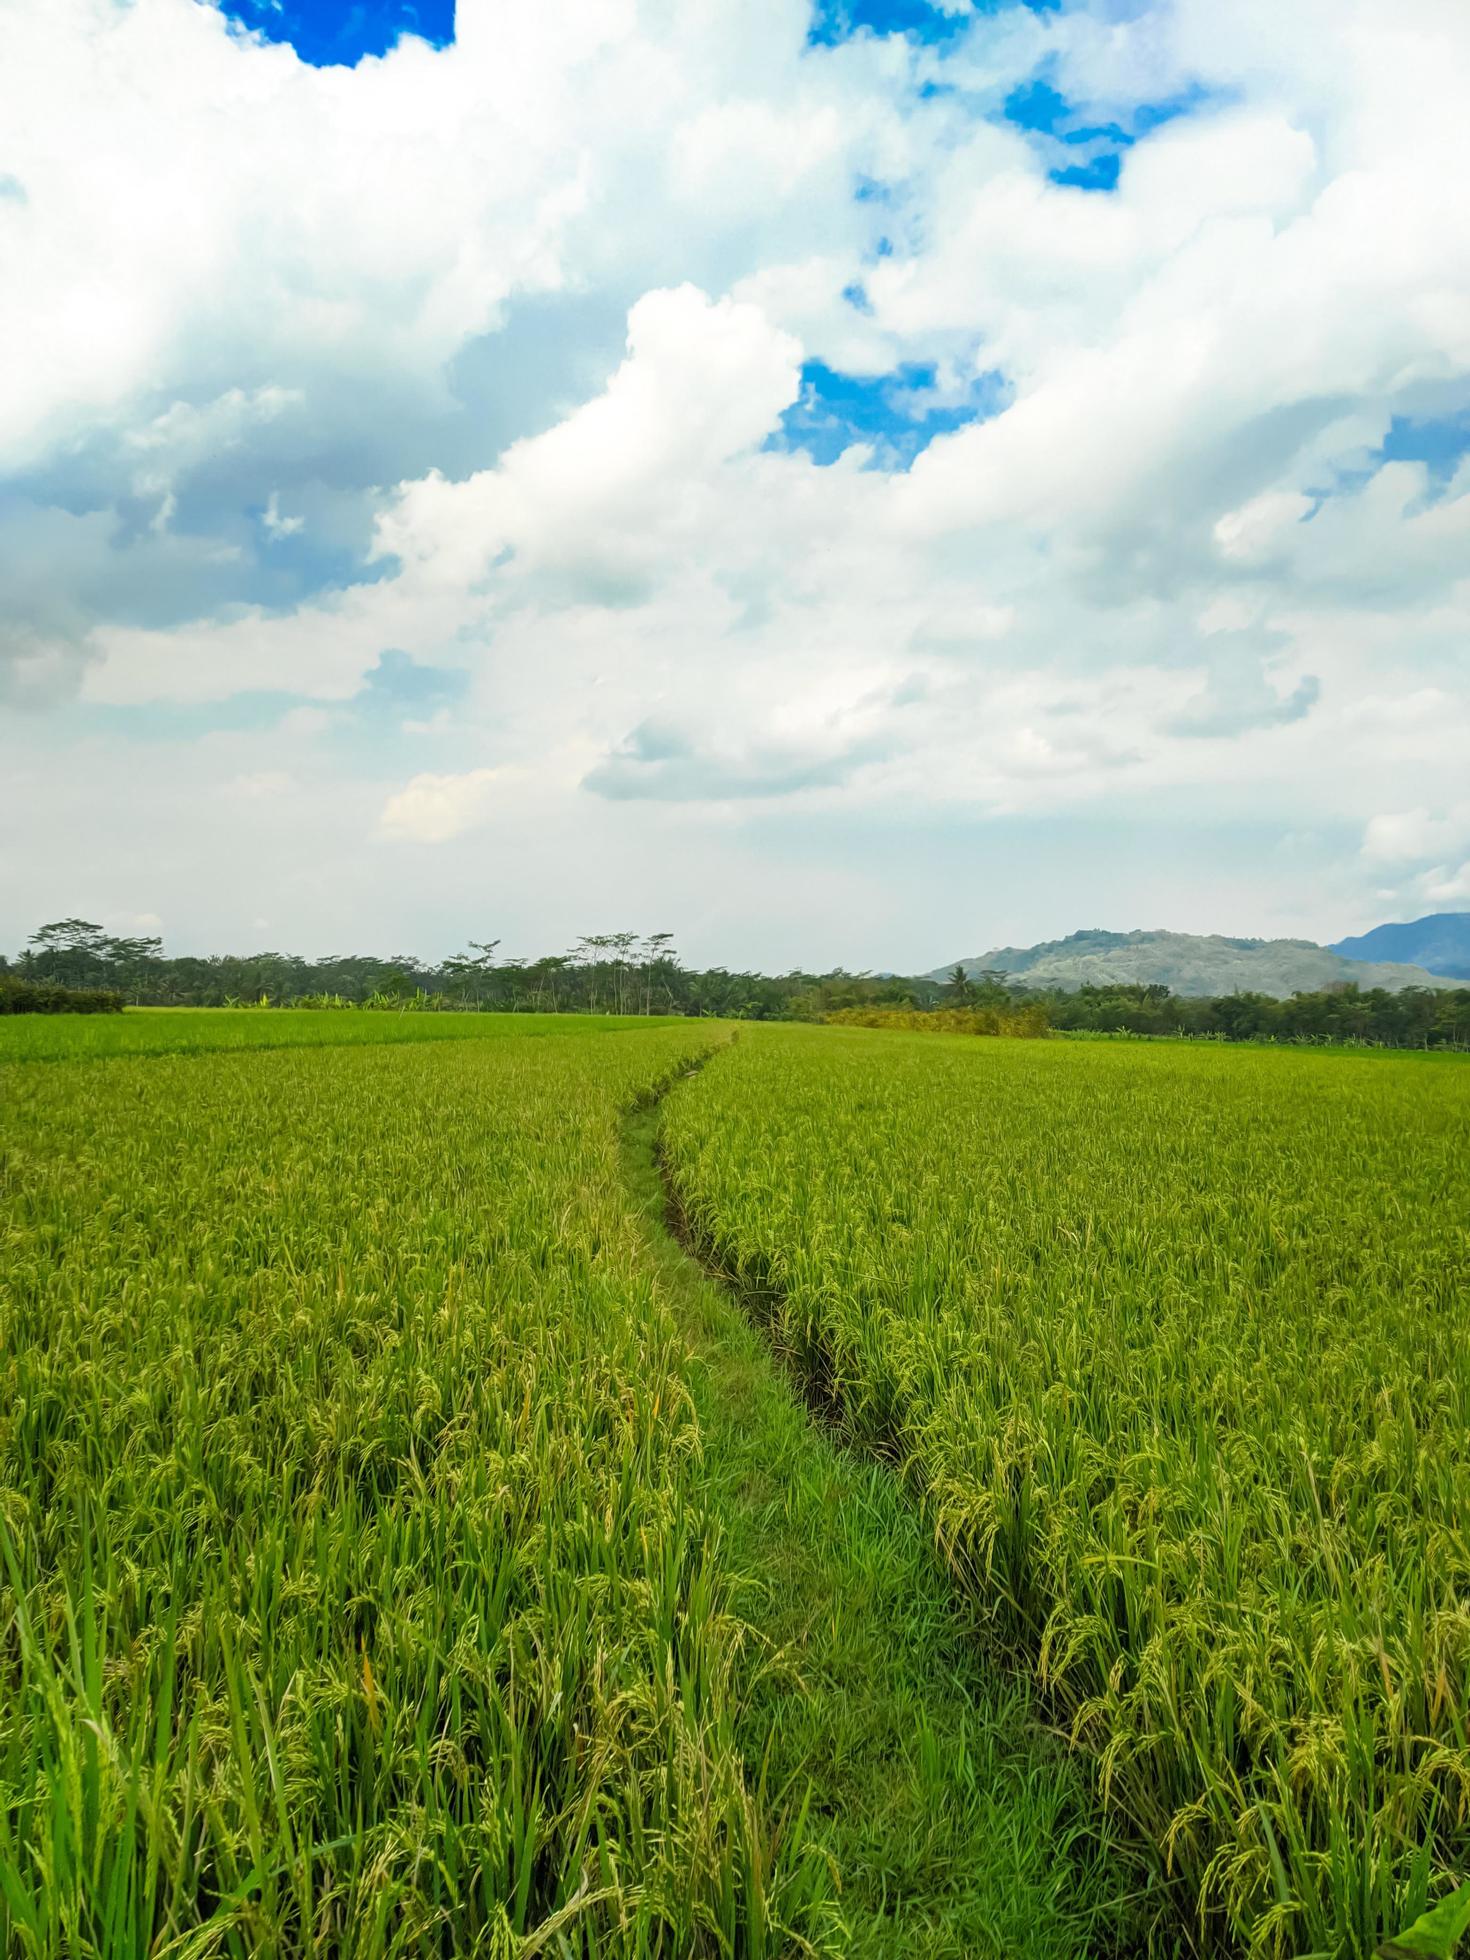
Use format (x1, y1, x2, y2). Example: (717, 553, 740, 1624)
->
(0, 974, 121, 1015)
(1037, 977, 1470, 1048)
(662, 1029, 1470, 1958)
(0, 1012, 1131, 1958)
(4, 919, 911, 1022)
(8, 919, 1470, 1047)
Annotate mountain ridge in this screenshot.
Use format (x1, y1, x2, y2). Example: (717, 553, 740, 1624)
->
(1330, 912, 1470, 980)
(931, 927, 1467, 1000)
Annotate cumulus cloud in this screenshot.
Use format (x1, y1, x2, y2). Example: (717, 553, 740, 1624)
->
(1423, 862, 1470, 904)
(584, 710, 893, 803)
(1167, 647, 1321, 739)
(369, 284, 804, 601)
(0, 622, 92, 710)
(1354, 804, 1470, 923)
(4, 0, 1470, 956)
(1213, 494, 1315, 569)
(378, 767, 512, 843)
(1362, 805, 1470, 867)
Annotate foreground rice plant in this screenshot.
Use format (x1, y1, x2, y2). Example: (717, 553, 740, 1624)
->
(661, 1027, 1470, 1957)
(0, 1027, 834, 1957)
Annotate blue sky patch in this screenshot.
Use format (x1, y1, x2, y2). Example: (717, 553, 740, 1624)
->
(1003, 77, 1069, 135)
(809, 0, 1063, 47)
(359, 648, 468, 713)
(1005, 69, 1215, 194)
(1311, 409, 1470, 512)
(216, 0, 453, 67)
(1380, 411, 1470, 489)
(1050, 152, 1121, 192)
(771, 360, 1006, 468)
(808, 1, 972, 48)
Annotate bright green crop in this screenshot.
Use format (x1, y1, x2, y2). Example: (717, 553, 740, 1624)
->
(662, 1026, 1470, 1958)
(14, 1007, 1460, 1957)
(0, 1006, 681, 1064)
(0, 1026, 830, 1957)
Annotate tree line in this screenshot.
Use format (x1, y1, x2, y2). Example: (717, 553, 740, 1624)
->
(6, 920, 1469, 1048)
(3, 919, 929, 1021)
(1012, 976, 1470, 1049)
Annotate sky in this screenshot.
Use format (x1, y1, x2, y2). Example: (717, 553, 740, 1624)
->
(3, 0, 1469, 971)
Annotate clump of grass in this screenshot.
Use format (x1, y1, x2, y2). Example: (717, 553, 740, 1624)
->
(662, 1027, 1470, 1958)
(0, 1030, 836, 1955)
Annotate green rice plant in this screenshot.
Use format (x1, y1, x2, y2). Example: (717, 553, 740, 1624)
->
(0, 1006, 679, 1064)
(823, 1006, 1050, 1037)
(661, 1027, 1470, 1958)
(0, 1029, 837, 1957)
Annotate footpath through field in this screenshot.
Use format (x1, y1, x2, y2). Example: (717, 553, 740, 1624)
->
(622, 1061, 1138, 1960)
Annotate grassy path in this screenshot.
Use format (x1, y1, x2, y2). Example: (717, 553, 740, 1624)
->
(622, 1086, 1140, 1959)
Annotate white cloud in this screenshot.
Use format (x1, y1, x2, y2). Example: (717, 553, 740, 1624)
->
(0, 0, 902, 485)
(369, 284, 803, 597)
(1423, 862, 1470, 904)
(4, 0, 1470, 957)
(378, 767, 511, 843)
(228, 770, 294, 799)
(1362, 804, 1470, 871)
(261, 492, 304, 540)
(1213, 493, 1314, 567)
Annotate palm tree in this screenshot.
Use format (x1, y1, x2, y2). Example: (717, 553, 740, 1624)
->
(945, 963, 976, 1005)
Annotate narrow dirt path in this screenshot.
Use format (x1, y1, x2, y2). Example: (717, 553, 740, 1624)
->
(621, 1077, 1139, 1959)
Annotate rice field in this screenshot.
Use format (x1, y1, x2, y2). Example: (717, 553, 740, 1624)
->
(0, 1019, 839, 1957)
(6, 1010, 1467, 1957)
(661, 1027, 1470, 1958)
(0, 1006, 676, 1064)
(0, 1012, 1133, 1959)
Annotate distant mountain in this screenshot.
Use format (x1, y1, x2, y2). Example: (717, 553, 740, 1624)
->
(1330, 912, 1470, 981)
(931, 928, 1469, 1000)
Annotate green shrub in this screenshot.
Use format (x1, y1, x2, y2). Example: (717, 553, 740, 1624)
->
(0, 974, 122, 1015)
